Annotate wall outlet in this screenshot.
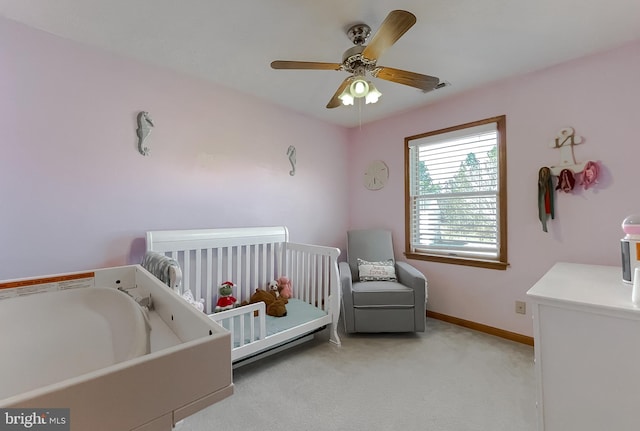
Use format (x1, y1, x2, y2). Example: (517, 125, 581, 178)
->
(515, 300, 526, 315)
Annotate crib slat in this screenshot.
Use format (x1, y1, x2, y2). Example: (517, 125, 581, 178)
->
(206, 248, 213, 314)
(311, 253, 317, 307)
(195, 250, 202, 304)
(216, 247, 223, 287)
(323, 255, 329, 311)
(305, 251, 310, 303)
(249, 311, 255, 342)
(297, 250, 304, 302)
(287, 249, 293, 297)
(243, 245, 250, 300)
(225, 246, 232, 282)
(266, 243, 272, 283)
(238, 312, 245, 346)
(260, 243, 267, 289)
(294, 249, 301, 301)
(286, 248, 294, 297)
(252, 245, 258, 292)
(235, 246, 241, 300)
(183, 251, 191, 300)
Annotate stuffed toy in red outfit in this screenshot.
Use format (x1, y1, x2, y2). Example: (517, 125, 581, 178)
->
(214, 281, 237, 312)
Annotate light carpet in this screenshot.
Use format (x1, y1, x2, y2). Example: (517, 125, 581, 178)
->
(177, 318, 536, 431)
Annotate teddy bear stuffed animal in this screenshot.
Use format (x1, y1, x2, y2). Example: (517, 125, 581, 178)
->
(242, 288, 287, 317)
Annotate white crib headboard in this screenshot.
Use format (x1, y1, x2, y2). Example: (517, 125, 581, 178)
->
(146, 226, 291, 314)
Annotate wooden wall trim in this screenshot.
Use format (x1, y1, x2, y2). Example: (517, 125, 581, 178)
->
(427, 310, 534, 346)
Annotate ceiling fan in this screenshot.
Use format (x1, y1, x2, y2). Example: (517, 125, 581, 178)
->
(271, 10, 448, 109)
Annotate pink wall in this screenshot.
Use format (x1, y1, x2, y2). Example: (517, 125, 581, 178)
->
(3, 16, 640, 337)
(0, 18, 349, 279)
(348, 39, 640, 336)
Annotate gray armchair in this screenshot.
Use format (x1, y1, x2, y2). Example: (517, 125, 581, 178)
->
(339, 229, 427, 333)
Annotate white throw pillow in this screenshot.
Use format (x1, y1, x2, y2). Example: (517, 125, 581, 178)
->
(357, 258, 397, 282)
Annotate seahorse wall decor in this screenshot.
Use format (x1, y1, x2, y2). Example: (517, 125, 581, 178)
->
(136, 111, 154, 156)
(287, 145, 296, 176)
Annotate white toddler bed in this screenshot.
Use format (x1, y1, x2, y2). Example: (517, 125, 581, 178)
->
(146, 226, 341, 365)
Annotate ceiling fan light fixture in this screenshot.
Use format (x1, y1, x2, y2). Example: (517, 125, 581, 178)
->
(349, 79, 369, 98)
(338, 78, 382, 106)
(365, 82, 382, 104)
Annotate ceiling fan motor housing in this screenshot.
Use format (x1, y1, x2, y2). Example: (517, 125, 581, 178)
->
(342, 45, 376, 74)
(346, 23, 371, 45)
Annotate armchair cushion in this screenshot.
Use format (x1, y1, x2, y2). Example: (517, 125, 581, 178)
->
(352, 280, 414, 307)
(357, 258, 397, 282)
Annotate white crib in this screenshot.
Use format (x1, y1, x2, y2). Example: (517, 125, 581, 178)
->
(146, 226, 341, 365)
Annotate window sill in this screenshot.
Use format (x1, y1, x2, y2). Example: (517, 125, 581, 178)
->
(405, 252, 508, 270)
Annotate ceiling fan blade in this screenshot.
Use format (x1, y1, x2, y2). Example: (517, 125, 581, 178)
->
(326, 77, 353, 109)
(271, 60, 342, 71)
(373, 66, 441, 92)
(361, 10, 416, 61)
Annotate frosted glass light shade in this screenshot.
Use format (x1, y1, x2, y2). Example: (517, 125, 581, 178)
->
(339, 91, 354, 105)
(350, 79, 369, 97)
(365, 83, 381, 104)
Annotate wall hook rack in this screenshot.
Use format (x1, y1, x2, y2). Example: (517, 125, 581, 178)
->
(549, 127, 586, 176)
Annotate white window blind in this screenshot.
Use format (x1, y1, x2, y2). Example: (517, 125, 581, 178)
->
(408, 122, 500, 260)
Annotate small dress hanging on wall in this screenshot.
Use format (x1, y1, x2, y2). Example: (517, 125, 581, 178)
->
(538, 167, 554, 232)
(555, 169, 575, 193)
(581, 161, 599, 189)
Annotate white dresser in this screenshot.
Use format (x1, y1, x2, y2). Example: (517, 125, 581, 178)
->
(527, 262, 640, 431)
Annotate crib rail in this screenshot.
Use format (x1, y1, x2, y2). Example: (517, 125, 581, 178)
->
(284, 242, 340, 312)
(209, 302, 267, 361)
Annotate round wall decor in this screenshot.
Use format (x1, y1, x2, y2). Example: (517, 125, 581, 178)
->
(364, 160, 389, 190)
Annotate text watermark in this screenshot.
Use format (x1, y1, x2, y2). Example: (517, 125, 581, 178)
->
(0, 409, 69, 431)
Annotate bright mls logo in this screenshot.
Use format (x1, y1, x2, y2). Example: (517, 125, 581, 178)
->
(0, 409, 69, 431)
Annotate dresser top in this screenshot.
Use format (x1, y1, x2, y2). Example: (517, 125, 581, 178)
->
(527, 262, 640, 314)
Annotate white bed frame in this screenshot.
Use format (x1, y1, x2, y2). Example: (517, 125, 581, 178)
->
(146, 226, 341, 365)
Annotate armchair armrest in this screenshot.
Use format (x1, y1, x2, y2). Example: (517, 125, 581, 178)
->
(396, 261, 427, 304)
(397, 261, 427, 332)
(339, 261, 356, 333)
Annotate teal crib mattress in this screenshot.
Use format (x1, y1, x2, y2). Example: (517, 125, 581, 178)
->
(218, 299, 327, 347)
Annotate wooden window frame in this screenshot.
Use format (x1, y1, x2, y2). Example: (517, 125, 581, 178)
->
(404, 115, 508, 270)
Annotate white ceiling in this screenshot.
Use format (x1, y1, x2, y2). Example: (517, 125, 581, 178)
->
(2, 0, 640, 127)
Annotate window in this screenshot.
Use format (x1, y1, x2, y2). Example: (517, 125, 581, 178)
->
(405, 115, 507, 270)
